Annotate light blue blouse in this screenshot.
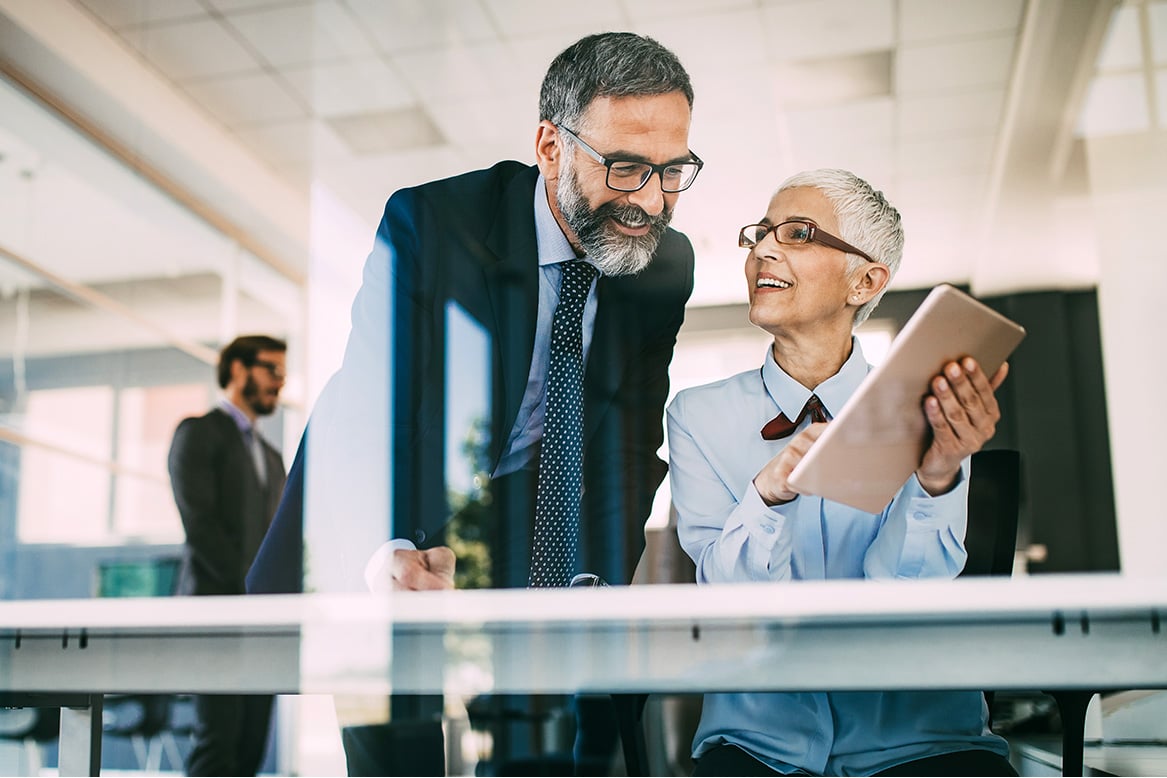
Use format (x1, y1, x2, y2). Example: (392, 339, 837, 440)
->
(667, 338, 1009, 775)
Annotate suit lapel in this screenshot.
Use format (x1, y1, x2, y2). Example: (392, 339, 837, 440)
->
(584, 275, 640, 444)
(212, 407, 267, 491)
(482, 167, 540, 465)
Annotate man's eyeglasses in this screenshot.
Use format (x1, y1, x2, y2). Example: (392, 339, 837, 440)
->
(249, 360, 287, 380)
(738, 220, 875, 263)
(569, 573, 609, 588)
(556, 124, 703, 193)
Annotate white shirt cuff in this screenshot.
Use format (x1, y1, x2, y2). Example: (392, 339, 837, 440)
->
(363, 538, 418, 593)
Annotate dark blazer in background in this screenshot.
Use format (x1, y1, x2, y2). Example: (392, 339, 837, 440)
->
(168, 406, 287, 776)
(170, 408, 286, 596)
(248, 161, 694, 594)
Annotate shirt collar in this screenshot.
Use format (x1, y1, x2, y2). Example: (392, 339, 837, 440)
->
(533, 173, 595, 270)
(217, 397, 253, 433)
(760, 336, 870, 419)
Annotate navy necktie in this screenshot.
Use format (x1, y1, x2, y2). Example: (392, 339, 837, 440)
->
(529, 260, 597, 588)
(761, 395, 827, 440)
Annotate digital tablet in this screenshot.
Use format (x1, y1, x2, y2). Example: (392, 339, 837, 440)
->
(786, 284, 1026, 513)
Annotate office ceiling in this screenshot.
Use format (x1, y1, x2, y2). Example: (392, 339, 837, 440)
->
(0, 0, 1160, 309)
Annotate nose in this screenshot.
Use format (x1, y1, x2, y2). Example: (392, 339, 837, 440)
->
(753, 230, 784, 261)
(627, 172, 666, 216)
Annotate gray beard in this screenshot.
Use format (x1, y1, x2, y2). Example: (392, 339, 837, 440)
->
(556, 157, 671, 277)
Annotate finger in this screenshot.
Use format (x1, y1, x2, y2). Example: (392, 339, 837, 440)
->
(785, 422, 828, 457)
(987, 361, 1009, 391)
(754, 424, 828, 504)
(959, 356, 1001, 410)
(941, 361, 985, 415)
(392, 550, 453, 591)
(423, 547, 457, 582)
(931, 372, 973, 433)
(956, 358, 1004, 438)
(780, 424, 829, 492)
(922, 394, 957, 446)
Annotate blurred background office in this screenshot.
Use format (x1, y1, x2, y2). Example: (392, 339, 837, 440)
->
(0, 0, 1163, 774)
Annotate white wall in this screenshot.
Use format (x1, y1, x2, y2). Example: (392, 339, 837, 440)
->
(1088, 129, 1167, 578)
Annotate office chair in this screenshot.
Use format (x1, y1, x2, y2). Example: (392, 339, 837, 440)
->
(614, 449, 1029, 777)
(962, 449, 1103, 778)
(0, 703, 61, 775)
(612, 506, 699, 777)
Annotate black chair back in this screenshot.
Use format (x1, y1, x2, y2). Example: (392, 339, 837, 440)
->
(962, 449, 1022, 578)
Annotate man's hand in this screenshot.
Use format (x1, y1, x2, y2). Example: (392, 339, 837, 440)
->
(389, 546, 456, 591)
(753, 423, 829, 506)
(915, 357, 1009, 495)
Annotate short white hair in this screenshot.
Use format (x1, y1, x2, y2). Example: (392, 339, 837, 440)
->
(777, 168, 904, 325)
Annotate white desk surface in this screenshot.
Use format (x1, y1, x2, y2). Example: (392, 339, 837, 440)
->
(1, 574, 1164, 696)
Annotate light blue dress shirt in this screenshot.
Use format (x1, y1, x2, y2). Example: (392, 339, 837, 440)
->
(667, 339, 1009, 775)
(493, 175, 599, 478)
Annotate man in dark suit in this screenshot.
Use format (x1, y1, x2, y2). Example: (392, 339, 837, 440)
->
(248, 31, 699, 774)
(169, 334, 288, 776)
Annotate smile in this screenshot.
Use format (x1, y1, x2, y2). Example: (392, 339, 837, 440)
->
(756, 277, 791, 289)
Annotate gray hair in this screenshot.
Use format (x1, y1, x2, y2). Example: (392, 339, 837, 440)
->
(539, 32, 693, 133)
(777, 168, 904, 325)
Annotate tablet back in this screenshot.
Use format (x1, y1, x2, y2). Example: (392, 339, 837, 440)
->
(787, 284, 1026, 513)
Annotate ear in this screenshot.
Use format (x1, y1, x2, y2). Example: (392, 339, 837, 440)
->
(534, 121, 561, 181)
(229, 357, 248, 387)
(850, 262, 890, 306)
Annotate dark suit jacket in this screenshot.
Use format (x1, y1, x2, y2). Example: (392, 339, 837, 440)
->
(249, 161, 694, 593)
(169, 408, 286, 596)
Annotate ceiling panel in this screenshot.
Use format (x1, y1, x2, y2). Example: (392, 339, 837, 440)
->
(621, 0, 756, 22)
(74, 0, 206, 29)
(759, 0, 895, 62)
(483, 0, 625, 38)
(1152, 1, 1167, 64)
(326, 107, 445, 155)
(896, 89, 1006, 139)
(896, 134, 995, 178)
(222, 0, 376, 68)
(631, 8, 770, 77)
(775, 50, 893, 108)
(898, 0, 1024, 43)
(426, 92, 534, 150)
(203, 0, 313, 13)
(393, 40, 522, 102)
(1096, 3, 1141, 70)
(1077, 71, 1153, 135)
(783, 97, 897, 150)
(346, 0, 498, 53)
(232, 117, 349, 167)
(896, 34, 1017, 95)
(120, 17, 263, 81)
(281, 58, 414, 118)
(181, 71, 307, 127)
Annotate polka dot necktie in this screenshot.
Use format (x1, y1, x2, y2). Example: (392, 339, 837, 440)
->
(529, 259, 597, 588)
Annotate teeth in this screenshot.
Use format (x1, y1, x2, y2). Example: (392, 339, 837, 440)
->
(757, 278, 791, 289)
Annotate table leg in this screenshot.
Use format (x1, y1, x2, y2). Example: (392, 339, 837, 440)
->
(58, 694, 103, 776)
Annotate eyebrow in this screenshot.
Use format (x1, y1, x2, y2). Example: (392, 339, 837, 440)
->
(596, 146, 696, 166)
(761, 215, 818, 225)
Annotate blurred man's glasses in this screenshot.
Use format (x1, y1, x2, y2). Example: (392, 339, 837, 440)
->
(249, 360, 286, 381)
(739, 220, 875, 263)
(556, 124, 703, 193)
